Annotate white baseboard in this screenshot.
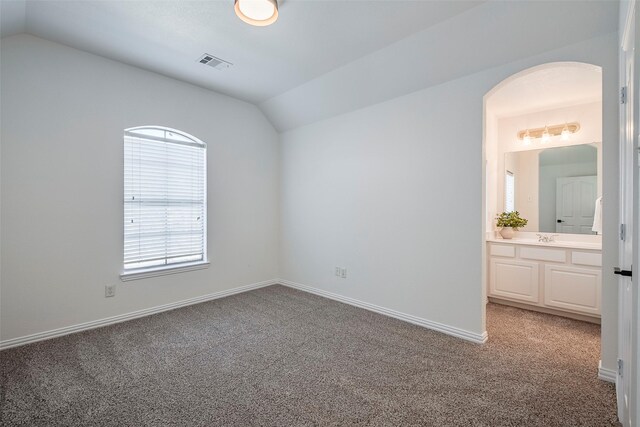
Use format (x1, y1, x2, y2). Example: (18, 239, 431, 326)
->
(0, 279, 278, 351)
(598, 360, 617, 383)
(278, 279, 488, 344)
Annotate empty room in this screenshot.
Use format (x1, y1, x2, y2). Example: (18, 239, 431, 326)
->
(1, 0, 638, 425)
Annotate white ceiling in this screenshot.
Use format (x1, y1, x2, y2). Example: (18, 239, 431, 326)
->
(0, 0, 25, 36)
(0, 1, 620, 131)
(262, 1, 618, 131)
(487, 63, 603, 118)
(0, 0, 483, 103)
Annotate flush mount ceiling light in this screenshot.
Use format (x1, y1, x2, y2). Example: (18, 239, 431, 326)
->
(235, 0, 278, 26)
(517, 122, 580, 144)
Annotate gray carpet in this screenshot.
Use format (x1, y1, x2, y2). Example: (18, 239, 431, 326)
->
(1, 285, 618, 426)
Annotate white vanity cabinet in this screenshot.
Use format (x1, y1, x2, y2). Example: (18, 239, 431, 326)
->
(489, 258, 539, 303)
(487, 241, 602, 319)
(543, 265, 601, 316)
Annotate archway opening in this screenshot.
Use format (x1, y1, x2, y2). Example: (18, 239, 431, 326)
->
(482, 61, 604, 366)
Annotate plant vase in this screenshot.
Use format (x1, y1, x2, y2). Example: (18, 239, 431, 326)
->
(499, 227, 515, 239)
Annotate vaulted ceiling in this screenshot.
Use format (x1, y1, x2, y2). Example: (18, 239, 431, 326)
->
(0, 0, 483, 103)
(1, 1, 620, 131)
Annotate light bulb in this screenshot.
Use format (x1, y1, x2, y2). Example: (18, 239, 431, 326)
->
(541, 126, 550, 143)
(561, 124, 570, 140)
(523, 130, 532, 145)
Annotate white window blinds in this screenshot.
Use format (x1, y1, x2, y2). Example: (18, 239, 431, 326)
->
(124, 127, 206, 271)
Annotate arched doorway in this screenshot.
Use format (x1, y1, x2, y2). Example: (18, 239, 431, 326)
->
(482, 61, 606, 375)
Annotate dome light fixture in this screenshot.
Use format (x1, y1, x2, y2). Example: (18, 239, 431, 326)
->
(235, 0, 278, 26)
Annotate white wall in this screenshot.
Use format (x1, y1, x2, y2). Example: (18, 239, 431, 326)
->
(510, 150, 539, 231)
(497, 101, 603, 154)
(485, 111, 499, 233)
(517, 152, 539, 230)
(0, 35, 280, 342)
(280, 32, 619, 368)
(281, 77, 488, 337)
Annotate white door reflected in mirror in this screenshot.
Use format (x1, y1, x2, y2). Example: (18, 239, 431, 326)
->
(555, 176, 597, 234)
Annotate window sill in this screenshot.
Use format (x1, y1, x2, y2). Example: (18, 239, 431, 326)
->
(120, 261, 210, 282)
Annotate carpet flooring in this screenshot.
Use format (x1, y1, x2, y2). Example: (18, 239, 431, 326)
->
(1, 285, 618, 426)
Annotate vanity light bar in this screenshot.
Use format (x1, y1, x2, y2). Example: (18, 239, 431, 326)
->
(517, 122, 580, 140)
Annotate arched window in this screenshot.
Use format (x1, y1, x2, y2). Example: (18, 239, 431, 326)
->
(122, 126, 207, 276)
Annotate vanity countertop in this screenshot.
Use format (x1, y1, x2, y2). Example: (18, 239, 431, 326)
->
(486, 238, 601, 251)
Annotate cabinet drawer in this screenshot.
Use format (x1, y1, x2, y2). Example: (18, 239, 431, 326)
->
(544, 265, 601, 315)
(489, 259, 539, 303)
(571, 251, 602, 267)
(520, 247, 566, 263)
(490, 244, 515, 258)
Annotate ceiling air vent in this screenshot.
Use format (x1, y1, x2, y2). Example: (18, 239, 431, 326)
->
(198, 53, 232, 71)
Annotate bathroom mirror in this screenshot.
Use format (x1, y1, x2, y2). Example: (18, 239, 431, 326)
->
(503, 143, 601, 234)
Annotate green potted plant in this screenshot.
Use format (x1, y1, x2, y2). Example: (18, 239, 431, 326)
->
(496, 211, 528, 239)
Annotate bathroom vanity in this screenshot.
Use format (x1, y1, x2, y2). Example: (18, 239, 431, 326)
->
(486, 236, 602, 322)
(486, 139, 604, 322)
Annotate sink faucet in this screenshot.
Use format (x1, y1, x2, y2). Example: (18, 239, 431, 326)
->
(536, 234, 559, 243)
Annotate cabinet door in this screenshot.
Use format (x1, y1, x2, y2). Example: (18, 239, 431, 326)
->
(489, 259, 539, 303)
(544, 265, 601, 315)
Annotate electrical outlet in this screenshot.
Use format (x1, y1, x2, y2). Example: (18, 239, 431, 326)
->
(340, 268, 347, 279)
(335, 267, 341, 277)
(105, 284, 116, 298)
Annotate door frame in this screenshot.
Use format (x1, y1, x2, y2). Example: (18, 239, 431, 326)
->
(618, 0, 637, 425)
